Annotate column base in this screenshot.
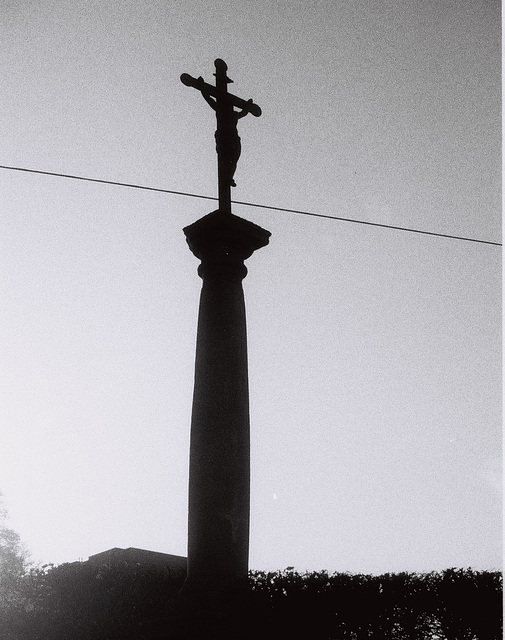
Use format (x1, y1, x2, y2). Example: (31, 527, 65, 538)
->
(138, 587, 259, 640)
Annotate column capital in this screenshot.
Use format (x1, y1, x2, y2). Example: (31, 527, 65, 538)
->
(183, 210, 271, 279)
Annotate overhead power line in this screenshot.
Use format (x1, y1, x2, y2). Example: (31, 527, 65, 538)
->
(0, 164, 501, 247)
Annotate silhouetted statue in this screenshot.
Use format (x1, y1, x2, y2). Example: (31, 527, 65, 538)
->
(181, 59, 261, 213)
(198, 78, 252, 188)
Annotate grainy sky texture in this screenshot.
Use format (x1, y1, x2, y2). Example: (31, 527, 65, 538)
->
(0, 0, 501, 574)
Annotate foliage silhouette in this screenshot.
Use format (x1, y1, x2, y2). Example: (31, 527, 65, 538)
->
(0, 493, 33, 640)
(249, 568, 502, 640)
(0, 562, 501, 639)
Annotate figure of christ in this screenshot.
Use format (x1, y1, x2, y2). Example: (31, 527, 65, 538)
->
(198, 77, 252, 187)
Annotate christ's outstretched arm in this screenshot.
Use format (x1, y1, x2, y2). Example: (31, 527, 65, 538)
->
(236, 99, 253, 119)
(196, 77, 217, 111)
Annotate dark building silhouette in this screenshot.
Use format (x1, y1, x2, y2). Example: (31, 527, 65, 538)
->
(88, 547, 187, 573)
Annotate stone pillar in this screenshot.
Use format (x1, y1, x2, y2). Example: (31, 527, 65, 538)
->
(181, 210, 270, 596)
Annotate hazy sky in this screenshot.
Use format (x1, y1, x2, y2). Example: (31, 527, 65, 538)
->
(0, 0, 501, 574)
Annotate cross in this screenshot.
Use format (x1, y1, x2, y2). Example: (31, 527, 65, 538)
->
(181, 59, 261, 214)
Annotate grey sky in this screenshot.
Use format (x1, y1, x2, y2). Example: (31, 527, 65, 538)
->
(0, 0, 501, 574)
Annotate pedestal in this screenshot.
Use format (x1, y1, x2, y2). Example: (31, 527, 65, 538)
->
(181, 210, 270, 598)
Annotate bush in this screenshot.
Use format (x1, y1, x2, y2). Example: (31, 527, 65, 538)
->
(0, 564, 501, 639)
(249, 568, 502, 640)
(1, 560, 185, 640)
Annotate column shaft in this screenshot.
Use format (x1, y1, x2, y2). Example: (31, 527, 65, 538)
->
(181, 210, 270, 596)
(185, 267, 250, 590)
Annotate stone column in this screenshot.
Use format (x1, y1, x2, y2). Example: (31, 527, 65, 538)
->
(181, 210, 270, 596)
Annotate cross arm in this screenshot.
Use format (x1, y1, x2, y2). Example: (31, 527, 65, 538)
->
(180, 73, 262, 117)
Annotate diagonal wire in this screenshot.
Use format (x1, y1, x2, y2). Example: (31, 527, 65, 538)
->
(0, 164, 501, 247)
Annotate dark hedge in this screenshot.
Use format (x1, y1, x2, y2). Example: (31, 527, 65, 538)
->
(0, 563, 501, 639)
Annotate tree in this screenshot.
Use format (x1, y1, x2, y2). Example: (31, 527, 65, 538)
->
(0, 493, 30, 605)
(0, 493, 35, 639)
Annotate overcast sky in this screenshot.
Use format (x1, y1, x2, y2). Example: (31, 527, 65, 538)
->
(0, 0, 501, 575)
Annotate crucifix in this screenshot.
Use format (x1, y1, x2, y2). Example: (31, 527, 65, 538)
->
(177, 61, 270, 632)
(181, 58, 261, 213)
